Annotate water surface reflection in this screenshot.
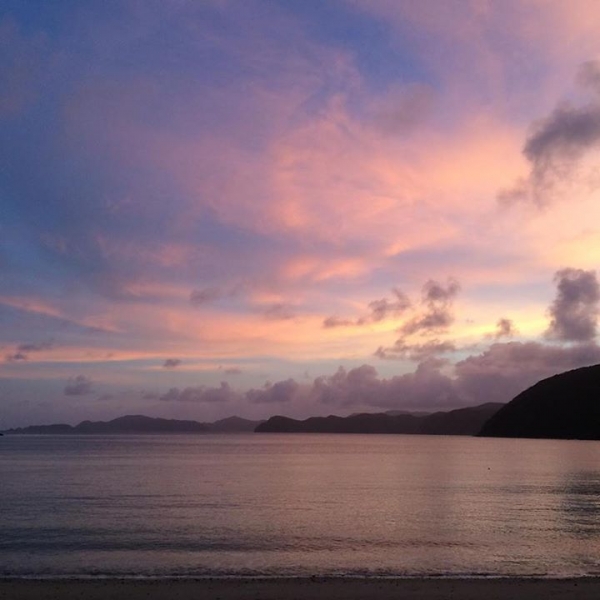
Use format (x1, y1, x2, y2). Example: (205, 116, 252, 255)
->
(2, 434, 600, 577)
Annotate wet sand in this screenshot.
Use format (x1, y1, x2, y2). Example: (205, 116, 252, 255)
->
(0, 577, 599, 600)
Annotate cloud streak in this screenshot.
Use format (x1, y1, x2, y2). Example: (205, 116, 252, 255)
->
(190, 288, 222, 306)
(163, 358, 182, 369)
(375, 339, 456, 362)
(323, 288, 411, 328)
(5, 340, 53, 362)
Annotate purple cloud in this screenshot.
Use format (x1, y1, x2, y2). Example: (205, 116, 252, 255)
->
(375, 339, 456, 361)
(323, 287, 410, 328)
(190, 287, 222, 306)
(310, 362, 460, 409)
(499, 61, 600, 206)
(400, 279, 460, 336)
(246, 379, 300, 404)
(5, 351, 27, 362)
(163, 358, 182, 369)
(64, 375, 93, 396)
(323, 316, 355, 328)
(454, 341, 600, 405)
(159, 382, 236, 403)
(263, 303, 294, 321)
(368, 288, 411, 322)
(546, 268, 599, 342)
(224, 367, 243, 375)
(5, 340, 53, 362)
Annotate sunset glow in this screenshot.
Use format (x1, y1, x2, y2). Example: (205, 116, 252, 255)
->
(2, 0, 600, 427)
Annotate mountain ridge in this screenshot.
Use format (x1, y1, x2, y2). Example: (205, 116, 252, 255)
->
(3, 414, 264, 435)
(255, 402, 504, 435)
(2, 404, 505, 436)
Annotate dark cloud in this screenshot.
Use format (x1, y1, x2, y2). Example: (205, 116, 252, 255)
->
(383, 360, 461, 408)
(368, 288, 411, 322)
(323, 269, 600, 408)
(422, 279, 460, 304)
(499, 61, 600, 206)
(160, 382, 235, 403)
(488, 318, 516, 339)
(400, 279, 459, 336)
(5, 340, 53, 362)
(263, 303, 294, 321)
(525, 105, 600, 174)
(546, 268, 599, 342)
(400, 305, 452, 335)
(454, 341, 600, 405)
(224, 367, 242, 375)
(96, 393, 114, 402)
(246, 378, 299, 404)
(190, 287, 222, 306)
(309, 362, 459, 409)
(64, 375, 93, 396)
(311, 364, 382, 406)
(313, 339, 600, 410)
(323, 287, 410, 328)
(163, 358, 182, 369)
(16, 341, 53, 353)
(155, 377, 300, 406)
(375, 339, 456, 361)
(190, 283, 247, 308)
(323, 316, 355, 328)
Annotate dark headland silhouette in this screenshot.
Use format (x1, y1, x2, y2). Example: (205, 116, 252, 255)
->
(479, 364, 600, 440)
(255, 403, 503, 435)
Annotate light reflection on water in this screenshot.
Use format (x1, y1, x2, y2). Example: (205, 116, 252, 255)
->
(2, 434, 600, 577)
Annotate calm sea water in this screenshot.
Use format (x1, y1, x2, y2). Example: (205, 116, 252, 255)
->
(2, 433, 600, 578)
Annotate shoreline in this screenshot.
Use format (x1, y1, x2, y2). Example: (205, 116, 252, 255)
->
(1, 576, 600, 600)
(1, 573, 598, 580)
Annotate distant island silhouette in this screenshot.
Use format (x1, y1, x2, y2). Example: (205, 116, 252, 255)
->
(255, 403, 503, 435)
(3, 415, 263, 435)
(15, 361, 600, 441)
(2, 406, 504, 436)
(479, 364, 600, 440)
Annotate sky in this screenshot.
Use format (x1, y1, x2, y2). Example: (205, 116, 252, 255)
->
(2, 0, 600, 428)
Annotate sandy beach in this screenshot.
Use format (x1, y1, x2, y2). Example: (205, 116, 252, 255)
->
(1, 577, 599, 600)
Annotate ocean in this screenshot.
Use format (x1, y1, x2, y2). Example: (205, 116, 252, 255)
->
(2, 433, 600, 579)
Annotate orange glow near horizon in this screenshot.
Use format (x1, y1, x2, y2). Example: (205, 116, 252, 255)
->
(2, 1, 600, 427)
